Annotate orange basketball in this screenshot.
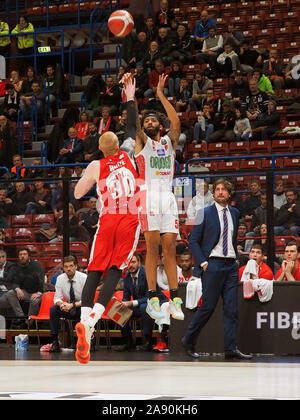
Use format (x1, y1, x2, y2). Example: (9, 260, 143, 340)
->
(108, 10, 134, 37)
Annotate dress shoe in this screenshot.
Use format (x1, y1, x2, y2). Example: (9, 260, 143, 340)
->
(181, 337, 200, 359)
(49, 339, 61, 353)
(224, 348, 253, 360)
(114, 341, 136, 352)
(137, 341, 153, 352)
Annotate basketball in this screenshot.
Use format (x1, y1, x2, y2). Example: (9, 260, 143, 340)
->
(108, 10, 134, 37)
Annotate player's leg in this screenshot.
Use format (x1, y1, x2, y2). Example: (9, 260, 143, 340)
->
(143, 230, 165, 320)
(161, 232, 184, 320)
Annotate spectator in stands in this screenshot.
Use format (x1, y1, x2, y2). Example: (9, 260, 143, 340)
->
(208, 99, 236, 143)
(274, 179, 287, 210)
(262, 48, 284, 90)
(0, 114, 17, 169)
(0, 17, 11, 58)
(0, 188, 13, 218)
(252, 99, 280, 140)
(157, 26, 174, 66)
(190, 71, 214, 107)
(167, 61, 185, 97)
(20, 66, 39, 95)
(80, 197, 98, 242)
(241, 79, 269, 127)
(75, 111, 90, 140)
(115, 252, 168, 352)
(233, 107, 252, 141)
(42, 64, 59, 116)
(144, 16, 158, 42)
(50, 203, 80, 243)
(274, 190, 300, 237)
(239, 244, 273, 281)
(231, 70, 250, 104)
(0, 250, 16, 301)
(242, 179, 262, 221)
(7, 181, 33, 215)
(83, 122, 102, 162)
(245, 223, 268, 254)
(142, 40, 162, 71)
(238, 40, 260, 75)
(10, 70, 23, 94)
(98, 75, 121, 116)
(285, 56, 300, 88)
(237, 222, 248, 253)
(19, 81, 45, 121)
(252, 69, 274, 95)
(10, 154, 27, 178)
(129, 31, 149, 67)
(195, 27, 223, 77)
(249, 193, 278, 235)
(275, 241, 300, 281)
(144, 58, 170, 98)
(175, 78, 192, 112)
(51, 180, 76, 219)
(185, 151, 210, 173)
(2, 84, 19, 122)
(193, 9, 217, 49)
(187, 179, 214, 220)
(177, 251, 196, 283)
(27, 158, 45, 179)
(155, 0, 175, 29)
(216, 43, 240, 77)
(171, 24, 194, 65)
(115, 108, 128, 144)
(189, 87, 222, 113)
(24, 181, 52, 215)
(55, 127, 83, 164)
(193, 104, 215, 144)
(0, 247, 44, 328)
(133, 62, 150, 98)
(229, 183, 244, 214)
(49, 255, 87, 352)
(222, 23, 244, 53)
(96, 106, 117, 136)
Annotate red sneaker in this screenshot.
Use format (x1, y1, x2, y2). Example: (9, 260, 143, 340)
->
(153, 341, 169, 353)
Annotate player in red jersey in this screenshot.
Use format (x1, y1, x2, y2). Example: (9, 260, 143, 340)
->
(73, 131, 140, 364)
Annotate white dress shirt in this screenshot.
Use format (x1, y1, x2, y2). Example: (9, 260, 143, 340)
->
(54, 270, 87, 305)
(209, 202, 236, 259)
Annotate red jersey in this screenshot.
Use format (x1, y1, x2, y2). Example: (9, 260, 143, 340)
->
(239, 262, 274, 281)
(275, 261, 300, 281)
(96, 151, 139, 216)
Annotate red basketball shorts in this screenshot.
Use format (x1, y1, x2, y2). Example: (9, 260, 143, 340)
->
(88, 213, 140, 273)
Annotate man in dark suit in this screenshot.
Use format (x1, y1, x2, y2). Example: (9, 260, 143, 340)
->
(115, 252, 168, 352)
(182, 178, 252, 360)
(55, 127, 83, 164)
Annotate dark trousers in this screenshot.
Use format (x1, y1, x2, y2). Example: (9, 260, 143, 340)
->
(121, 303, 154, 340)
(184, 258, 239, 351)
(50, 304, 81, 336)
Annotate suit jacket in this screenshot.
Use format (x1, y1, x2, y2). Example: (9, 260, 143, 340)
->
(0, 261, 16, 291)
(189, 203, 240, 277)
(62, 137, 83, 156)
(122, 266, 168, 307)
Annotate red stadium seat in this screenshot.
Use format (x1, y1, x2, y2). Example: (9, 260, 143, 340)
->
(255, 28, 274, 44)
(27, 6, 42, 15)
(77, 256, 89, 269)
(272, 139, 294, 153)
(239, 159, 262, 170)
(10, 214, 32, 227)
(16, 243, 40, 257)
(187, 142, 207, 156)
(264, 13, 282, 29)
(185, 6, 201, 20)
(173, 8, 186, 21)
(207, 4, 220, 19)
(220, 3, 237, 18)
(32, 214, 55, 228)
(69, 242, 89, 258)
(229, 141, 250, 156)
(283, 157, 300, 168)
(43, 243, 63, 257)
(12, 227, 35, 242)
(273, 27, 291, 43)
(217, 160, 240, 172)
(282, 11, 300, 26)
(293, 139, 300, 152)
(45, 257, 63, 270)
(261, 158, 284, 168)
(207, 142, 229, 156)
(254, 1, 272, 14)
(199, 161, 218, 171)
(249, 140, 272, 154)
(58, 3, 76, 13)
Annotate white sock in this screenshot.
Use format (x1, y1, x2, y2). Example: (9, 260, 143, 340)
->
(87, 303, 105, 328)
(80, 306, 92, 322)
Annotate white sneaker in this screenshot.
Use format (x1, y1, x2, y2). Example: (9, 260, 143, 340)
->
(169, 297, 184, 320)
(146, 297, 164, 320)
(75, 321, 94, 364)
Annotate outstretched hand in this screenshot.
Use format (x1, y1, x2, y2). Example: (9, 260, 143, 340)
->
(156, 73, 168, 98)
(120, 72, 136, 101)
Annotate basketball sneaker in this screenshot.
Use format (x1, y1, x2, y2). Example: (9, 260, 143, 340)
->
(169, 297, 184, 320)
(153, 340, 169, 353)
(75, 321, 94, 364)
(146, 297, 164, 320)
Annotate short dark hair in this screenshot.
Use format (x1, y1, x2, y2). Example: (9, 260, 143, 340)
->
(18, 247, 30, 256)
(250, 244, 263, 253)
(286, 241, 299, 251)
(133, 252, 144, 265)
(212, 178, 234, 196)
(63, 255, 77, 265)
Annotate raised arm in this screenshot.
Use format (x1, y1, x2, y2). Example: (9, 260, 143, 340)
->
(156, 74, 180, 150)
(74, 160, 99, 199)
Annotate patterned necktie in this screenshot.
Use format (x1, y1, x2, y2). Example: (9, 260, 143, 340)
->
(223, 208, 228, 256)
(69, 281, 76, 316)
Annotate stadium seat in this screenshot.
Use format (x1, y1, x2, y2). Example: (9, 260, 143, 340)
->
(207, 142, 229, 156)
(16, 244, 40, 257)
(229, 141, 250, 156)
(207, 3, 220, 19)
(274, 237, 287, 253)
(27, 6, 42, 15)
(282, 11, 300, 26)
(239, 159, 262, 170)
(249, 140, 272, 154)
(77, 257, 89, 269)
(32, 214, 55, 228)
(217, 160, 240, 172)
(29, 292, 55, 346)
(45, 257, 63, 270)
(42, 5, 59, 14)
(242, 29, 256, 42)
(220, 3, 237, 18)
(247, 14, 263, 30)
(254, 0, 272, 14)
(283, 157, 300, 168)
(43, 243, 63, 257)
(293, 139, 300, 152)
(275, 173, 296, 188)
(231, 16, 247, 31)
(173, 7, 186, 21)
(10, 214, 32, 227)
(261, 158, 284, 168)
(273, 27, 292, 43)
(272, 139, 294, 153)
(12, 227, 35, 242)
(187, 142, 207, 156)
(255, 28, 274, 44)
(199, 161, 218, 171)
(69, 242, 89, 258)
(264, 13, 282, 28)
(185, 6, 202, 20)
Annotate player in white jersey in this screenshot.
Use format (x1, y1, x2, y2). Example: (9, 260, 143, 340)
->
(123, 73, 184, 321)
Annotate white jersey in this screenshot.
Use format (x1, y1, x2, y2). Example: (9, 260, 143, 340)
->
(135, 134, 175, 193)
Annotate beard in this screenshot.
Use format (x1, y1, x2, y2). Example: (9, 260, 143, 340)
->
(144, 125, 160, 139)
